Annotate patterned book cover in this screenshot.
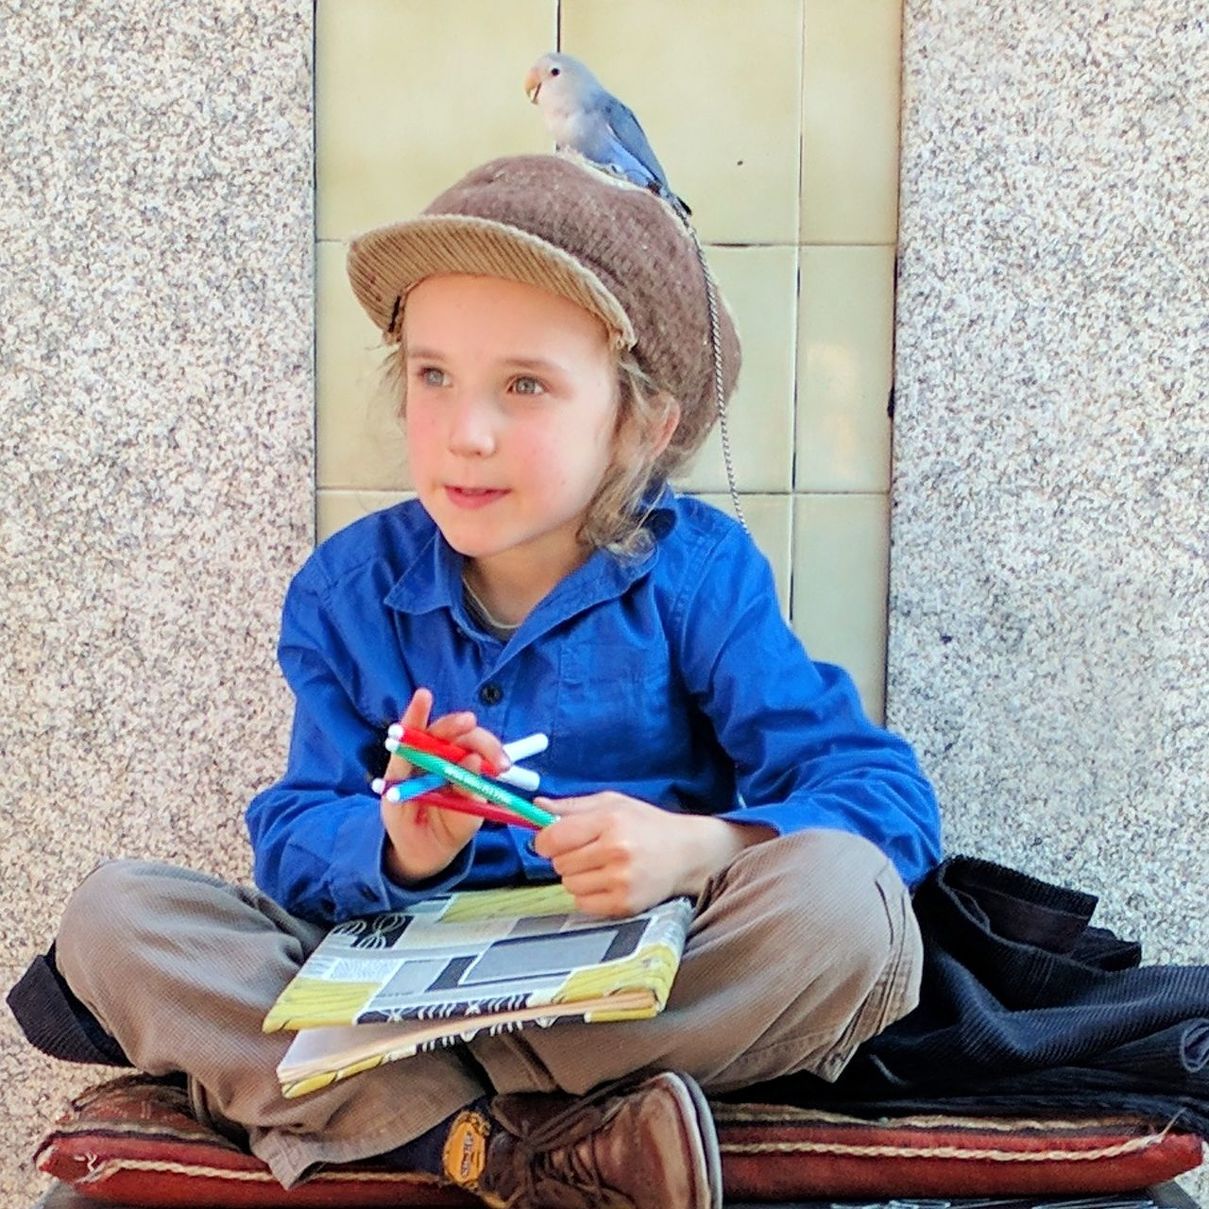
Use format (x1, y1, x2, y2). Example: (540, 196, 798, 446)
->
(263, 884, 693, 1097)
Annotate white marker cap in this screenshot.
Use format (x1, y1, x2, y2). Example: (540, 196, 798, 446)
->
(503, 732, 549, 763)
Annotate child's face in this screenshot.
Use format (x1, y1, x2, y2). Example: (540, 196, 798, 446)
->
(402, 273, 621, 588)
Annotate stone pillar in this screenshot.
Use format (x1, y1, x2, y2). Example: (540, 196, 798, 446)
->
(0, 6, 313, 1201)
(890, 1, 1207, 965)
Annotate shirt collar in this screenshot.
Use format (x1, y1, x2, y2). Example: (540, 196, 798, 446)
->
(383, 485, 678, 635)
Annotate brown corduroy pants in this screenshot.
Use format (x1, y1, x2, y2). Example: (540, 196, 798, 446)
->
(55, 829, 922, 1188)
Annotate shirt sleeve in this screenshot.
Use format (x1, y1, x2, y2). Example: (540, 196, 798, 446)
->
(244, 566, 513, 922)
(674, 527, 942, 887)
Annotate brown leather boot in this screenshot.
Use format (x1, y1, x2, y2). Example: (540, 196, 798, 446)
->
(441, 1070, 722, 1209)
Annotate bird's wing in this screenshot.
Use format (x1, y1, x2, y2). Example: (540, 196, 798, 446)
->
(599, 93, 671, 190)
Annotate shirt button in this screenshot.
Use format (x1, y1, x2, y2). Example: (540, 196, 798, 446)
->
(478, 682, 504, 706)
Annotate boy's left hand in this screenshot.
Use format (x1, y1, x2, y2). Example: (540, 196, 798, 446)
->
(532, 792, 773, 917)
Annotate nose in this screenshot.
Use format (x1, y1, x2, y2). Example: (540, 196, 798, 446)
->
(446, 393, 498, 458)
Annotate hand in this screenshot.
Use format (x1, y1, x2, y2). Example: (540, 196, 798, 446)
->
(532, 792, 774, 917)
(380, 688, 508, 885)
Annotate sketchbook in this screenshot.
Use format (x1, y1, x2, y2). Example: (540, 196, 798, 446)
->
(263, 883, 693, 1097)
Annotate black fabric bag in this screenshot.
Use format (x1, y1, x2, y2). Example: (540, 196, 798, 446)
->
(739, 856, 1209, 1139)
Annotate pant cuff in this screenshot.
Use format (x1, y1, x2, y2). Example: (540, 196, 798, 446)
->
(249, 1071, 481, 1188)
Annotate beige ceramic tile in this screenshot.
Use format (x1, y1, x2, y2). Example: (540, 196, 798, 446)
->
(317, 489, 414, 543)
(792, 494, 888, 721)
(561, 0, 803, 243)
(795, 246, 895, 493)
(695, 493, 793, 618)
(676, 245, 797, 494)
(801, 0, 902, 245)
(317, 0, 555, 239)
(316, 240, 410, 490)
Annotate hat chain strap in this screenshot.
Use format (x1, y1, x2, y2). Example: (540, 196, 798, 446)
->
(688, 226, 748, 534)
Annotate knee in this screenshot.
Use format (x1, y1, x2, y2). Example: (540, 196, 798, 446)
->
(56, 859, 181, 990)
(731, 829, 921, 991)
(811, 831, 910, 965)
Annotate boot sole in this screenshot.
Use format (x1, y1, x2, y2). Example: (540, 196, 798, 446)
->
(671, 1072, 723, 1209)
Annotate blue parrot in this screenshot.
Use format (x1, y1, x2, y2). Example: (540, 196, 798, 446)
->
(524, 52, 691, 217)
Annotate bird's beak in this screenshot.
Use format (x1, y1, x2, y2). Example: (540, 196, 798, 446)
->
(524, 68, 541, 104)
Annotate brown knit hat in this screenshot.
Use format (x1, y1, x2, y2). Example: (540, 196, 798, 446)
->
(346, 154, 741, 468)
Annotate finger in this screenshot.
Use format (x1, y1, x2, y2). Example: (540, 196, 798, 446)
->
(385, 794, 483, 846)
(565, 886, 635, 919)
(560, 863, 616, 895)
(459, 725, 509, 768)
(532, 792, 618, 818)
(384, 689, 434, 783)
(533, 811, 605, 860)
(400, 688, 434, 729)
(429, 717, 509, 769)
(549, 844, 612, 881)
(427, 710, 478, 739)
(426, 803, 484, 845)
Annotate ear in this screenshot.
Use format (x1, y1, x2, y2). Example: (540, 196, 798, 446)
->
(648, 393, 681, 459)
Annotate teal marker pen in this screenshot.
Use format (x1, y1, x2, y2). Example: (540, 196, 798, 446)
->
(388, 741, 557, 829)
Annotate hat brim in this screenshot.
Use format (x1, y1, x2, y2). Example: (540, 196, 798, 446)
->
(347, 214, 636, 349)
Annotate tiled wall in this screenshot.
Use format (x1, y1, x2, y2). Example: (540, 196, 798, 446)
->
(315, 0, 903, 718)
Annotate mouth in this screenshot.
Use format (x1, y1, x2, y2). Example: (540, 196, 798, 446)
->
(524, 72, 541, 104)
(445, 486, 509, 510)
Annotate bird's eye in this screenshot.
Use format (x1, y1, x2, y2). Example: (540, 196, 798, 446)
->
(550, 67, 560, 77)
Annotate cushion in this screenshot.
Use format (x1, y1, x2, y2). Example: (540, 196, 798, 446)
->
(711, 1101, 1204, 1201)
(36, 1077, 473, 1208)
(36, 1075, 1204, 1207)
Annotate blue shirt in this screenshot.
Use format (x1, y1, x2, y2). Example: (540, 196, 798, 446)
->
(246, 491, 942, 923)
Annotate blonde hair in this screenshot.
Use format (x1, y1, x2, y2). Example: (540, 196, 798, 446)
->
(384, 344, 680, 559)
(582, 352, 679, 557)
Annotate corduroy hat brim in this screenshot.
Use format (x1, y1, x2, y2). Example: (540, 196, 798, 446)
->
(347, 213, 636, 351)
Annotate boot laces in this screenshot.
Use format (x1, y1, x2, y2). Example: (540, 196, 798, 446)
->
(500, 1076, 641, 1209)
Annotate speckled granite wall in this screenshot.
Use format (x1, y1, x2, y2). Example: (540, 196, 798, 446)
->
(0, 5, 312, 1202)
(890, 9, 1207, 957)
(890, 9, 1206, 1179)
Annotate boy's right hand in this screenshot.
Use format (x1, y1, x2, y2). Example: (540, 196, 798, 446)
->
(380, 687, 508, 885)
